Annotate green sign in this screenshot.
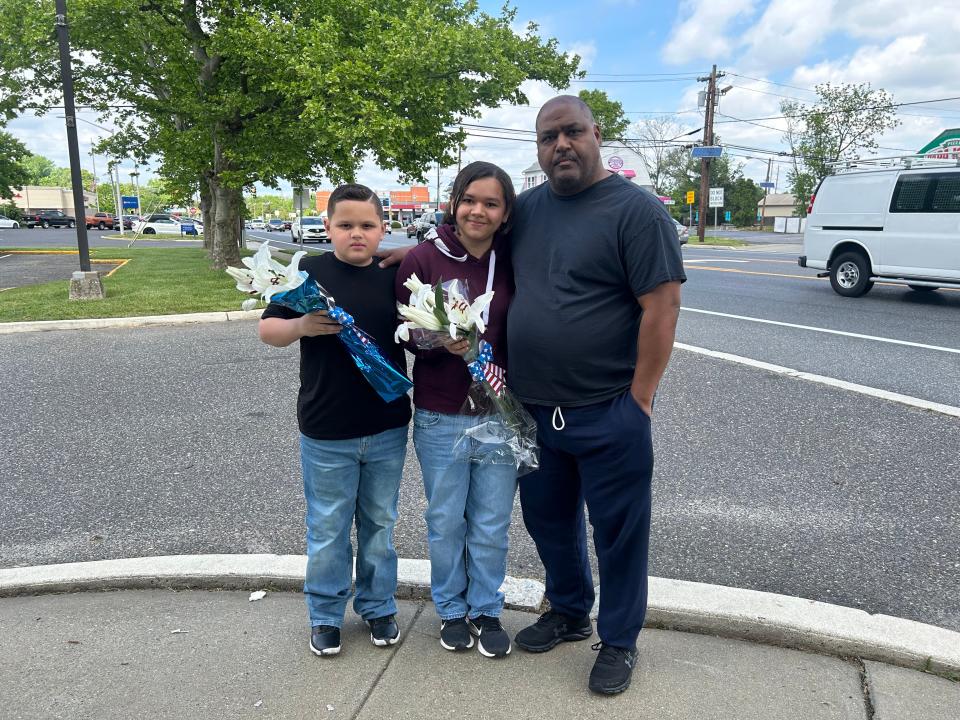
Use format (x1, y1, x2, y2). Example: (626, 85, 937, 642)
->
(918, 128, 960, 158)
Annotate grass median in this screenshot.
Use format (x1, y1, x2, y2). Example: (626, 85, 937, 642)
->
(0, 247, 249, 322)
(688, 236, 749, 247)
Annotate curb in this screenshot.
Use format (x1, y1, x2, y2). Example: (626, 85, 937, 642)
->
(1, 554, 957, 675)
(0, 309, 263, 334)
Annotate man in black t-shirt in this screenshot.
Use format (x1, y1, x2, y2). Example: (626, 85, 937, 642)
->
(508, 96, 686, 695)
(259, 184, 411, 658)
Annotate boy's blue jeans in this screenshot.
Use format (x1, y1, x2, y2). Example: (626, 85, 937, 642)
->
(413, 409, 518, 621)
(300, 426, 407, 628)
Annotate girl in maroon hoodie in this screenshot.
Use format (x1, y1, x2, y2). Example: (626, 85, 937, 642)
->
(396, 162, 517, 659)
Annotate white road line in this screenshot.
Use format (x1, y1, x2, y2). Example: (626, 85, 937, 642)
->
(675, 342, 960, 419)
(0, 254, 11, 260)
(683, 259, 749, 264)
(682, 307, 960, 356)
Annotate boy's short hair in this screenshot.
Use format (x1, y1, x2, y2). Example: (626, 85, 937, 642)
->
(327, 183, 383, 220)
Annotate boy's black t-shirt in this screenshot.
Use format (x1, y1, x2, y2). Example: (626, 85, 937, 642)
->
(260, 252, 411, 440)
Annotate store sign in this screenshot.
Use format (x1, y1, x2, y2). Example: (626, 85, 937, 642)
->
(607, 155, 624, 170)
(918, 128, 960, 159)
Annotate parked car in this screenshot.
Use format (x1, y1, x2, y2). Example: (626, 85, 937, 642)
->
(24, 209, 76, 228)
(799, 157, 960, 296)
(85, 212, 116, 230)
(291, 216, 328, 243)
(266, 219, 285, 232)
(122, 214, 140, 230)
(282, 220, 292, 231)
(135, 214, 201, 235)
(672, 219, 689, 245)
(249, 218, 267, 230)
(0, 214, 20, 229)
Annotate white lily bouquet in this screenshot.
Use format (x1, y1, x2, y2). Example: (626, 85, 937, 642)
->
(396, 274, 539, 474)
(226, 243, 413, 403)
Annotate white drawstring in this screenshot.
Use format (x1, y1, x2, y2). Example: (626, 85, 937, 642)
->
(551, 406, 565, 431)
(482, 250, 496, 325)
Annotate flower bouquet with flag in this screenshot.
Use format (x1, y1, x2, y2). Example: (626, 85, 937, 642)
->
(226, 243, 412, 403)
(396, 273, 538, 474)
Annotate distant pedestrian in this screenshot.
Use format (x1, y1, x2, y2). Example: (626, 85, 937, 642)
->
(258, 183, 411, 657)
(508, 95, 685, 695)
(396, 161, 518, 658)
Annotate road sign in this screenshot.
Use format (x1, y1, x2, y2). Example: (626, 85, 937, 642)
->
(685, 190, 695, 205)
(691, 146, 723, 159)
(709, 187, 724, 208)
(759, 182, 775, 189)
(724, 211, 732, 222)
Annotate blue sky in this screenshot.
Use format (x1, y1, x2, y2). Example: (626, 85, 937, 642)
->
(9, 0, 960, 197)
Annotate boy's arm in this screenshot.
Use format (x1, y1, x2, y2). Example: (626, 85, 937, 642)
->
(259, 312, 342, 348)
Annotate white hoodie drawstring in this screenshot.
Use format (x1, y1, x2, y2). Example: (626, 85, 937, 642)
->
(552, 406, 565, 431)
(482, 250, 496, 326)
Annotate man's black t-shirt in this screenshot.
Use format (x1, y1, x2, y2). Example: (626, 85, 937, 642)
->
(507, 174, 687, 406)
(261, 252, 411, 440)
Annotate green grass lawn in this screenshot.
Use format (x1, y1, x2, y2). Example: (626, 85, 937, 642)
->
(688, 236, 749, 247)
(0, 247, 250, 322)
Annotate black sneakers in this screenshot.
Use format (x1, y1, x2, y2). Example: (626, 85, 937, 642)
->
(439, 617, 475, 651)
(514, 609, 593, 652)
(588, 641, 637, 695)
(309, 625, 341, 657)
(468, 615, 512, 658)
(368, 615, 400, 647)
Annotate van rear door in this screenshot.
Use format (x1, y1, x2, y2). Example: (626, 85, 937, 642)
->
(882, 171, 960, 281)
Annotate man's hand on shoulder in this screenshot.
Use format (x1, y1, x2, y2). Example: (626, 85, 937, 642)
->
(378, 245, 412, 268)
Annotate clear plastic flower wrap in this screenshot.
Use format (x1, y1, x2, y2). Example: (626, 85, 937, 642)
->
(226, 243, 413, 403)
(396, 273, 539, 475)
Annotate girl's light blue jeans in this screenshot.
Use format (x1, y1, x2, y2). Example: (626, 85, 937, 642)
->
(413, 409, 518, 621)
(300, 426, 407, 628)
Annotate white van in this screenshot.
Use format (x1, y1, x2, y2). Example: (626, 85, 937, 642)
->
(799, 157, 960, 297)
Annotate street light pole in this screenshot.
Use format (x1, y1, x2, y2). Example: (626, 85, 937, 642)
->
(130, 167, 141, 217)
(54, 0, 91, 272)
(90, 151, 100, 212)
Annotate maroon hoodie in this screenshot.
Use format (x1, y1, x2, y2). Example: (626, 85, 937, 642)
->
(396, 223, 514, 414)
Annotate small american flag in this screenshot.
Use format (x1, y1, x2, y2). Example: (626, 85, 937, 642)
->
(484, 362, 505, 396)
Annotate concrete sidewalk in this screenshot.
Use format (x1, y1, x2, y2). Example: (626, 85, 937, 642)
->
(1, 559, 958, 719)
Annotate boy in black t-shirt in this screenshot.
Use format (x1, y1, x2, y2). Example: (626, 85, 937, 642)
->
(259, 184, 411, 657)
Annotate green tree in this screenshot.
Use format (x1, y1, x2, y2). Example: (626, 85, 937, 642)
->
(20, 154, 55, 185)
(39, 166, 95, 191)
(0, 129, 31, 199)
(661, 144, 760, 227)
(1, 0, 578, 267)
(577, 89, 630, 141)
(781, 83, 900, 216)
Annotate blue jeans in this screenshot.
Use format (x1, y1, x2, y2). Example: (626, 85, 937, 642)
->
(300, 426, 407, 628)
(413, 409, 518, 620)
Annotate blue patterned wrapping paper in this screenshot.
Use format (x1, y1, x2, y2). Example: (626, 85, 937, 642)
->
(271, 272, 413, 403)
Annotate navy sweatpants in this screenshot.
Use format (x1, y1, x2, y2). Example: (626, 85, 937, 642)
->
(519, 390, 654, 649)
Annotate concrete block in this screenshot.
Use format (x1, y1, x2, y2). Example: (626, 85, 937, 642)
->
(68, 271, 105, 300)
(357, 605, 868, 720)
(865, 660, 960, 720)
(0, 589, 418, 719)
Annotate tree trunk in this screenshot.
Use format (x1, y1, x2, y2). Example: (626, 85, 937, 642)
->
(209, 180, 242, 269)
(199, 173, 213, 252)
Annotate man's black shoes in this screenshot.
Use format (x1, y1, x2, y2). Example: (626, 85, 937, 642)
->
(514, 609, 593, 652)
(309, 625, 341, 656)
(588, 642, 637, 695)
(368, 614, 400, 647)
(468, 615, 512, 658)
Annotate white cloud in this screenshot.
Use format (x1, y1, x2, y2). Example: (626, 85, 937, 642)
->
(739, 0, 835, 70)
(661, 0, 758, 65)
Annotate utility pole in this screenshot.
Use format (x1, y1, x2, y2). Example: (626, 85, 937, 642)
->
(696, 65, 719, 244)
(758, 157, 772, 230)
(55, 0, 91, 273)
(436, 162, 441, 215)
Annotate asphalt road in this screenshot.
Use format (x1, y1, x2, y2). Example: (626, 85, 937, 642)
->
(0, 226, 203, 250)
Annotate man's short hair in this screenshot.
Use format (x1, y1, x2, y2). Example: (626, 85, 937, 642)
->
(327, 183, 383, 219)
(535, 95, 597, 131)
